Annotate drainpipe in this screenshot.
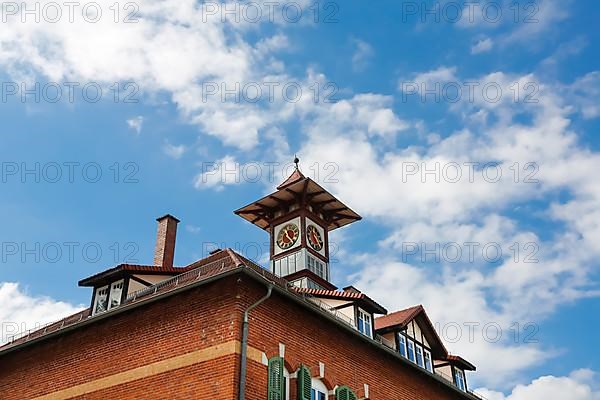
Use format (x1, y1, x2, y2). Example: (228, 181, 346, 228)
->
(239, 284, 273, 400)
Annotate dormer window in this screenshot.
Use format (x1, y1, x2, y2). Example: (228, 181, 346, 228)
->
(398, 334, 407, 357)
(108, 280, 124, 310)
(415, 344, 424, 368)
(92, 279, 125, 316)
(357, 307, 372, 338)
(407, 339, 416, 362)
(424, 349, 433, 372)
(454, 369, 466, 391)
(92, 286, 109, 315)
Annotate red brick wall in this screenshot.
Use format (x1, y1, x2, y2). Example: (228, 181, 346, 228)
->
(240, 276, 467, 400)
(0, 275, 243, 399)
(0, 271, 469, 400)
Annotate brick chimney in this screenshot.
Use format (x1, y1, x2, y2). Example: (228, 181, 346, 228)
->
(154, 214, 180, 268)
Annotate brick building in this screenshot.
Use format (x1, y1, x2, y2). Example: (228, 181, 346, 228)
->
(0, 165, 479, 400)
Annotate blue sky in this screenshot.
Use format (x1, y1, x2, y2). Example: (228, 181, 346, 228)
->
(1, 0, 599, 398)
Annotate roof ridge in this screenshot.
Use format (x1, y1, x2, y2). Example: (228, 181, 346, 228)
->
(225, 248, 244, 267)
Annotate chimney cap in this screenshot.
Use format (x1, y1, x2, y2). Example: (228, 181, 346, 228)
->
(156, 214, 180, 223)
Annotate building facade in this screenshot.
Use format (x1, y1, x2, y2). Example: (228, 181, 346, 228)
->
(0, 166, 479, 400)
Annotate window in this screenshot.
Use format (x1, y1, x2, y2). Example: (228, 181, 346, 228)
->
(311, 378, 328, 400)
(92, 286, 109, 315)
(407, 339, 416, 362)
(311, 390, 326, 400)
(424, 349, 433, 372)
(274, 252, 300, 277)
(335, 385, 357, 400)
(398, 333, 407, 358)
(415, 344, 424, 368)
(454, 369, 466, 391)
(108, 280, 124, 310)
(306, 254, 324, 278)
(357, 308, 372, 338)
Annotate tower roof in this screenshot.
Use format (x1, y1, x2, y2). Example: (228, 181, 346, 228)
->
(234, 170, 362, 231)
(277, 168, 305, 189)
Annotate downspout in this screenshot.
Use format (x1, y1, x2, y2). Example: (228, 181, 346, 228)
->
(238, 283, 273, 400)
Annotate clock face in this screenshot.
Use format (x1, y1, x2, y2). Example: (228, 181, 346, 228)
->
(276, 223, 300, 250)
(306, 224, 324, 252)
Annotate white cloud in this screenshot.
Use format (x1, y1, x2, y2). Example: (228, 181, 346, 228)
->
(0, 282, 83, 345)
(185, 225, 201, 234)
(193, 155, 241, 191)
(471, 37, 493, 54)
(399, 66, 458, 91)
(351, 39, 374, 72)
(566, 71, 600, 119)
(477, 370, 600, 400)
(163, 141, 186, 159)
(0, 0, 301, 150)
(500, 0, 570, 45)
(127, 116, 144, 135)
(293, 67, 600, 387)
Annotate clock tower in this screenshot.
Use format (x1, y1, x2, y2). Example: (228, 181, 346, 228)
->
(234, 158, 362, 290)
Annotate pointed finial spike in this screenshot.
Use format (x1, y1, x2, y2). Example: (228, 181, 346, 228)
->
(294, 154, 300, 170)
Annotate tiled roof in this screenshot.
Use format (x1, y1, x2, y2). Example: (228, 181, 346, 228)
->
(374, 305, 450, 359)
(2, 249, 246, 351)
(78, 264, 184, 286)
(446, 355, 476, 371)
(294, 287, 387, 314)
(235, 174, 362, 231)
(0, 249, 479, 399)
(277, 168, 306, 189)
(374, 305, 423, 330)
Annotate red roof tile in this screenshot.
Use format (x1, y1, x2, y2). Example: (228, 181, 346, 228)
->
(374, 305, 423, 330)
(1, 249, 289, 352)
(446, 355, 476, 371)
(294, 287, 387, 314)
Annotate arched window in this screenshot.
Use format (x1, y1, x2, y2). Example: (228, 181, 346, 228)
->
(335, 385, 358, 400)
(311, 377, 328, 400)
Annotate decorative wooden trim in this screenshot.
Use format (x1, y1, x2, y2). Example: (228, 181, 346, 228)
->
(129, 275, 154, 287)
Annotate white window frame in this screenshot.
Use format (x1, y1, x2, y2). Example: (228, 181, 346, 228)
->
(415, 344, 424, 368)
(311, 378, 327, 400)
(407, 338, 416, 363)
(92, 285, 109, 315)
(283, 367, 290, 400)
(108, 279, 124, 310)
(455, 369, 466, 391)
(306, 254, 325, 280)
(398, 333, 407, 358)
(424, 349, 433, 372)
(357, 307, 373, 338)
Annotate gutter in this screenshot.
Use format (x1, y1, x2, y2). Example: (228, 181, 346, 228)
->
(1, 263, 479, 400)
(238, 284, 273, 400)
(238, 268, 481, 400)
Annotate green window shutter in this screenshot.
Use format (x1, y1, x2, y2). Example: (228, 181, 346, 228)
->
(268, 357, 284, 400)
(335, 385, 358, 400)
(297, 365, 312, 400)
